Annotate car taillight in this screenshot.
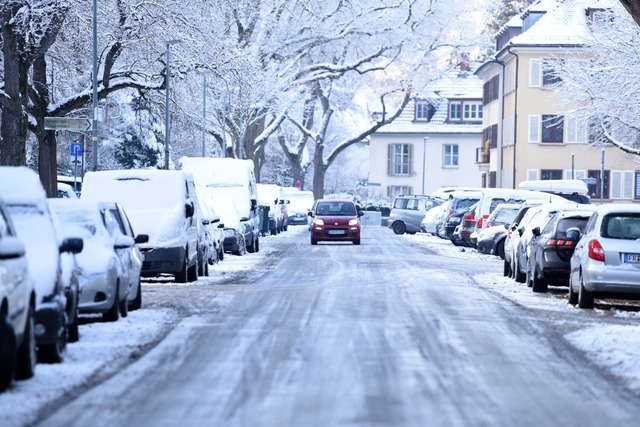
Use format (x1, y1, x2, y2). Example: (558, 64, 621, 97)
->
(463, 213, 474, 221)
(545, 239, 575, 247)
(588, 239, 605, 262)
(477, 214, 490, 229)
(449, 209, 454, 216)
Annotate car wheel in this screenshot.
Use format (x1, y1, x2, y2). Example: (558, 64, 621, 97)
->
(38, 310, 67, 364)
(14, 304, 36, 380)
(67, 292, 80, 343)
(392, 222, 406, 235)
(514, 258, 526, 283)
(119, 288, 129, 318)
(175, 253, 188, 283)
(218, 247, 224, 262)
(577, 272, 594, 309)
(568, 275, 579, 305)
(0, 312, 17, 391)
(353, 238, 361, 245)
(103, 283, 120, 322)
(197, 247, 205, 276)
(187, 256, 198, 282)
(129, 280, 142, 311)
(247, 235, 258, 253)
(531, 268, 548, 293)
(310, 236, 318, 245)
(496, 240, 505, 260)
(503, 259, 511, 277)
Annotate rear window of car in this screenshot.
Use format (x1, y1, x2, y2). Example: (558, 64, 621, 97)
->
(393, 198, 421, 210)
(602, 214, 640, 240)
(555, 217, 589, 239)
(454, 198, 478, 211)
(492, 208, 519, 225)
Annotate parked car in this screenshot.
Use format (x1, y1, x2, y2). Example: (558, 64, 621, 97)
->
(199, 197, 225, 263)
(282, 188, 314, 226)
(568, 204, 640, 308)
(518, 179, 591, 204)
(99, 202, 148, 310)
(82, 169, 200, 283)
(257, 184, 284, 235)
(212, 198, 247, 256)
(388, 195, 442, 235)
(441, 191, 482, 240)
(49, 199, 131, 322)
(451, 202, 479, 246)
(527, 208, 594, 292)
(0, 167, 83, 363)
(0, 198, 36, 391)
(476, 203, 521, 256)
(512, 202, 581, 283)
(57, 182, 79, 199)
(421, 202, 448, 236)
(309, 199, 363, 245)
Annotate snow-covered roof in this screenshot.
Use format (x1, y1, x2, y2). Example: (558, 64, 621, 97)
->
(510, 0, 616, 46)
(375, 66, 483, 135)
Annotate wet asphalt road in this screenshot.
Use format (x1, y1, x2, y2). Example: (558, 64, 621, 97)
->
(38, 227, 640, 426)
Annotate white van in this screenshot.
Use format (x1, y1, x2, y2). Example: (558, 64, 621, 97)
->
(282, 188, 315, 226)
(81, 169, 200, 283)
(518, 179, 590, 204)
(179, 157, 260, 253)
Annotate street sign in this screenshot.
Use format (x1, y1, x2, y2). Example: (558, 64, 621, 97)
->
(581, 178, 597, 185)
(70, 143, 83, 157)
(367, 182, 382, 186)
(45, 117, 92, 132)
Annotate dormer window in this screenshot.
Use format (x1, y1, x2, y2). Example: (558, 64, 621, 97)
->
(415, 100, 434, 121)
(588, 8, 613, 25)
(448, 100, 482, 122)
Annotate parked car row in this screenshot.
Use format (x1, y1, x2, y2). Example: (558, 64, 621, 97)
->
(0, 166, 150, 392)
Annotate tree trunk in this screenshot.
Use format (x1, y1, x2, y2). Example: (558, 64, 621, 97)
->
(32, 54, 58, 197)
(312, 143, 325, 198)
(0, 7, 29, 166)
(619, 0, 640, 26)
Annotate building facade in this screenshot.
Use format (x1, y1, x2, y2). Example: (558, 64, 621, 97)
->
(368, 65, 484, 201)
(475, 0, 640, 202)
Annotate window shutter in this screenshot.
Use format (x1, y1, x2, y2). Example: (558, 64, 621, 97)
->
(408, 144, 414, 175)
(529, 115, 540, 143)
(530, 59, 542, 87)
(612, 171, 622, 199)
(387, 145, 393, 176)
(624, 171, 634, 199)
(566, 117, 576, 143)
(527, 169, 539, 181)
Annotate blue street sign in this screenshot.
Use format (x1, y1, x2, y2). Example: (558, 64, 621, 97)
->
(581, 177, 597, 185)
(70, 143, 83, 157)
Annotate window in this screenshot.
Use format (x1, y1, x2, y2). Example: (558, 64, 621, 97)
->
(541, 115, 564, 143)
(416, 101, 430, 120)
(388, 186, 412, 199)
(483, 75, 500, 104)
(387, 144, 412, 176)
(443, 144, 458, 168)
(587, 170, 610, 199)
(611, 171, 634, 200)
(463, 102, 483, 120)
(530, 58, 562, 88)
(542, 59, 562, 86)
(449, 102, 461, 120)
(541, 169, 563, 180)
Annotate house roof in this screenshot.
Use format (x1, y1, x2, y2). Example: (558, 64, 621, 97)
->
(374, 66, 484, 135)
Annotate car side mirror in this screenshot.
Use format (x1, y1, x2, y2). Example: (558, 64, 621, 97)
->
(307, 211, 313, 217)
(218, 223, 225, 229)
(134, 234, 149, 244)
(358, 211, 365, 217)
(185, 202, 195, 218)
(517, 226, 524, 237)
(0, 236, 26, 259)
(566, 227, 581, 241)
(60, 237, 83, 254)
(532, 227, 541, 237)
(504, 223, 509, 230)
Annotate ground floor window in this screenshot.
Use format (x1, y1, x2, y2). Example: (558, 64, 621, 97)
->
(587, 170, 610, 199)
(541, 169, 563, 180)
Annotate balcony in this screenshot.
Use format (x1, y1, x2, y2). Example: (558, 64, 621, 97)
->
(476, 147, 490, 164)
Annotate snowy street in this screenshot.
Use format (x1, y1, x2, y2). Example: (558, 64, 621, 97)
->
(3, 225, 640, 426)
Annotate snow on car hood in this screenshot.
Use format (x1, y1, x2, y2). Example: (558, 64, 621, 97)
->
(124, 207, 188, 248)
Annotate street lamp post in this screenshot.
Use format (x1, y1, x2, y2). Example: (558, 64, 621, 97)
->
(164, 39, 182, 169)
(422, 136, 428, 194)
(91, 0, 98, 171)
(202, 73, 207, 157)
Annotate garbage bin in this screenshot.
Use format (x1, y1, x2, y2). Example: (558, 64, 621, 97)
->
(258, 204, 270, 236)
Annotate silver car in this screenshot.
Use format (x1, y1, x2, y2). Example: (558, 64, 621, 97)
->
(388, 195, 442, 235)
(568, 204, 640, 308)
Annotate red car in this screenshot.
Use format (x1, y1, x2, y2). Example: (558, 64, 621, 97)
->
(308, 199, 363, 245)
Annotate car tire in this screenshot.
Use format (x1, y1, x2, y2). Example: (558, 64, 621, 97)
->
(119, 290, 129, 318)
(247, 235, 258, 253)
(218, 247, 224, 262)
(129, 280, 142, 311)
(187, 256, 198, 282)
(496, 240, 505, 260)
(514, 258, 526, 283)
(103, 284, 120, 322)
(14, 305, 36, 380)
(577, 273, 594, 309)
(503, 259, 511, 277)
(175, 253, 188, 283)
(310, 236, 318, 245)
(254, 236, 260, 252)
(392, 222, 406, 235)
(197, 247, 205, 276)
(38, 310, 67, 364)
(353, 238, 361, 245)
(67, 293, 80, 343)
(0, 313, 17, 391)
(531, 268, 548, 293)
(568, 275, 579, 305)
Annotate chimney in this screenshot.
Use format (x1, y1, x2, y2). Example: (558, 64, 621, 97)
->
(459, 53, 470, 72)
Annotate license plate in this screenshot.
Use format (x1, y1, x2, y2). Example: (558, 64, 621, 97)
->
(624, 253, 640, 263)
(327, 230, 346, 235)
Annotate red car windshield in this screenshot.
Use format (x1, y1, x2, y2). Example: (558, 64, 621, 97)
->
(316, 202, 356, 216)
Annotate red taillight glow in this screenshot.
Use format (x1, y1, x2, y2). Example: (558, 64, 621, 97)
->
(588, 239, 605, 262)
(449, 209, 454, 216)
(477, 214, 490, 229)
(545, 239, 575, 247)
(463, 213, 475, 221)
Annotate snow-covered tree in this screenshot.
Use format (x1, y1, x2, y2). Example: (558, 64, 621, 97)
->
(619, 0, 640, 26)
(552, 2, 640, 156)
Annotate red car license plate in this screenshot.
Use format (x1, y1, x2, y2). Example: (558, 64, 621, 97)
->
(624, 253, 640, 263)
(327, 230, 346, 235)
